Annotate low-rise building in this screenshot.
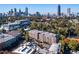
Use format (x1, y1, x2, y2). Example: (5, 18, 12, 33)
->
(29, 30, 57, 45)
(0, 31, 22, 50)
(48, 43, 61, 54)
(12, 42, 36, 54)
(0, 19, 30, 31)
(28, 30, 61, 54)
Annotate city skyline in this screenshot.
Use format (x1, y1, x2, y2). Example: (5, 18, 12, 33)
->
(0, 4, 79, 14)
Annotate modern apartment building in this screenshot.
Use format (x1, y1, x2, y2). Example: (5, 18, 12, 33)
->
(29, 30, 61, 54)
(29, 30, 57, 45)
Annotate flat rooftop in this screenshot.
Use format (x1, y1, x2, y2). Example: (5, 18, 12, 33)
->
(0, 31, 21, 43)
(7, 31, 21, 37)
(0, 33, 14, 43)
(12, 42, 36, 54)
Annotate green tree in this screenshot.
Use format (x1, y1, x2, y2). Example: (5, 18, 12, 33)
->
(20, 29, 29, 42)
(59, 39, 65, 54)
(68, 40, 78, 51)
(30, 21, 38, 30)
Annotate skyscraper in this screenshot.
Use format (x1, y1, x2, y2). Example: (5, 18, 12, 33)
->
(14, 8, 17, 13)
(19, 9, 21, 16)
(19, 9, 21, 13)
(47, 13, 50, 18)
(36, 11, 41, 17)
(14, 8, 17, 16)
(58, 4, 61, 16)
(11, 9, 13, 13)
(25, 7, 28, 16)
(67, 8, 71, 16)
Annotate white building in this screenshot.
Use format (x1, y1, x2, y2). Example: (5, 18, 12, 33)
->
(0, 19, 30, 31)
(48, 43, 61, 54)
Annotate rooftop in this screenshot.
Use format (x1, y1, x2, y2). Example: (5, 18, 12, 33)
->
(29, 29, 56, 36)
(0, 33, 14, 43)
(0, 31, 21, 43)
(0, 18, 29, 28)
(12, 42, 36, 54)
(7, 31, 21, 37)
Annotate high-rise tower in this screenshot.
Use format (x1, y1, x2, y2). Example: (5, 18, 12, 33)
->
(14, 8, 17, 13)
(67, 8, 71, 16)
(25, 7, 28, 16)
(14, 8, 17, 16)
(19, 9, 21, 16)
(11, 9, 13, 13)
(58, 4, 61, 16)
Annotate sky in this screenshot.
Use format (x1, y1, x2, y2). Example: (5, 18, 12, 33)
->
(0, 4, 79, 14)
